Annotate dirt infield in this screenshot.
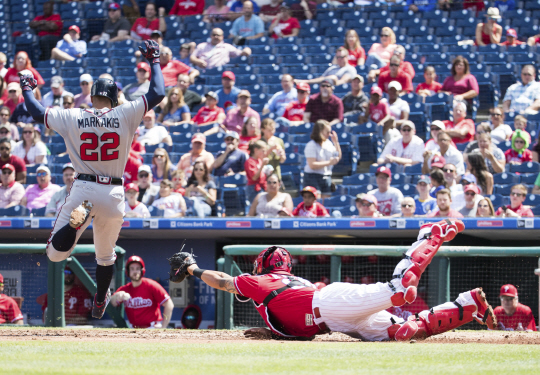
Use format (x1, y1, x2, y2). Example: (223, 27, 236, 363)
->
(0, 328, 539, 344)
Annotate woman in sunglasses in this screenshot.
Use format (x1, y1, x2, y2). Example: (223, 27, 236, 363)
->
(476, 197, 495, 218)
(184, 161, 217, 218)
(248, 173, 293, 217)
(365, 27, 396, 70)
(151, 147, 176, 184)
(475, 7, 503, 46)
(12, 123, 48, 165)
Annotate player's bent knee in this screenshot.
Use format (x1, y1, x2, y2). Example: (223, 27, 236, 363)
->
(96, 253, 117, 267)
(46, 244, 72, 262)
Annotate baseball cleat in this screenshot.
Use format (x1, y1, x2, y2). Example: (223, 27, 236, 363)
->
(470, 287, 497, 330)
(92, 290, 111, 319)
(69, 200, 93, 229)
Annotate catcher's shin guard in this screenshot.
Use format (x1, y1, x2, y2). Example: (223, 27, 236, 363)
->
(391, 220, 465, 306)
(388, 288, 497, 341)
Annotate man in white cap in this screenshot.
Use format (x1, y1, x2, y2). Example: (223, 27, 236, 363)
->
(136, 165, 160, 206)
(368, 166, 404, 216)
(124, 62, 150, 102)
(46, 163, 76, 217)
(41, 76, 74, 108)
(51, 25, 87, 61)
(137, 109, 172, 146)
(73, 74, 93, 108)
(212, 131, 247, 177)
(342, 75, 369, 118)
(20, 165, 61, 210)
(376, 120, 424, 171)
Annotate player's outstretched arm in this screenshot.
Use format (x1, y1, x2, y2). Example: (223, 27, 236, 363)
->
(187, 264, 238, 294)
(19, 70, 46, 123)
(139, 40, 166, 109)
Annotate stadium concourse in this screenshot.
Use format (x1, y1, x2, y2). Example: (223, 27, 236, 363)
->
(1, 0, 540, 219)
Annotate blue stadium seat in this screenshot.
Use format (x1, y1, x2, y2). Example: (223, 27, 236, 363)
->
(404, 164, 423, 175)
(343, 173, 376, 186)
(0, 205, 30, 217)
(493, 184, 513, 196)
(221, 187, 247, 216)
(220, 174, 247, 187)
(509, 162, 540, 174)
(520, 173, 538, 185)
(323, 195, 356, 208)
(147, 206, 164, 217)
(524, 194, 540, 206)
(333, 145, 358, 175)
(31, 207, 47, 217)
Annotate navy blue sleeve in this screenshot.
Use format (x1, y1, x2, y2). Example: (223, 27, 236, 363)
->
(22, 90, 46, 123)
(144, 62, 166, 109)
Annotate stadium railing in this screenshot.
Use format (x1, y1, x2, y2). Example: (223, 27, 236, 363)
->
(216, 244, 540, 331)
(0, 244, 126, 327)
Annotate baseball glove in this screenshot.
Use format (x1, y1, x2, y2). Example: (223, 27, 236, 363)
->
(138, 39, 160, 64)
(167, 252, 197, 283)
(18, 70, 37, 91)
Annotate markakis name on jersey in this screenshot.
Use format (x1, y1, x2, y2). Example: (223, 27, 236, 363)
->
(78, 117, 120, 129)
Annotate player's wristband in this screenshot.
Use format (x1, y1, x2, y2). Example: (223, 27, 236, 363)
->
(192, 268, 206, 279)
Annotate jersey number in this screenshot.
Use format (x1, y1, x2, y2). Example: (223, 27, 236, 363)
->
(80, 133, 120, 161)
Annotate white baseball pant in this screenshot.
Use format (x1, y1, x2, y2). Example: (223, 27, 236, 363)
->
(46, 179, 125, 266)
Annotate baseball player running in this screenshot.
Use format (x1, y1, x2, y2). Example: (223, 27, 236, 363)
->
(168, 220, 497, 341)
(20, 40, 165, 319)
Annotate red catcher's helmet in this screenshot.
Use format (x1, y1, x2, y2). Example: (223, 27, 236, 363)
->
(253, 246, 292, 275)
(126, 255, 146, 277)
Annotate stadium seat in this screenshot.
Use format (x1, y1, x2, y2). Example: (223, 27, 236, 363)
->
(493, 173, 520, 185)
(220, 174, 247, 187)
(0, 205, 30, 217)
(342, 173, 376, 186)
(31, 207, 47, 217)
(221, 187, 248, 216)
(523, 194, 540, 206)
(509, 162, 540, 174)
(147, 206, 164, 217)
(488, 194, 507, 208)
(493, 184, 512, 196)
(323, 195, 356, 208)
(520, 173, 538, 185)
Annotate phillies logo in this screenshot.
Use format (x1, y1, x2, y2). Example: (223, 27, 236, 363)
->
(504, 286, 510, 293)
(125, 297, 153, 309)
(68, 296, 77, 310)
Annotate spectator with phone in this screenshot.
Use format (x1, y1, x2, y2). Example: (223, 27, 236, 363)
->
(495, 184, 534, 217)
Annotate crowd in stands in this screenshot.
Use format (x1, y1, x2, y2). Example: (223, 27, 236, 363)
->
(1, 0, 540, 218)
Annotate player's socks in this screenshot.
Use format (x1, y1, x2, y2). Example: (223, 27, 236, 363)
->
(95, 265, 114, 303)
(51, 224, 78, 252)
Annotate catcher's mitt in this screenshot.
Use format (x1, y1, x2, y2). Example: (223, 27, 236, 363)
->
(167, 252, 196, 283)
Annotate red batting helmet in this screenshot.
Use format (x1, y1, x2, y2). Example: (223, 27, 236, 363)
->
(126, 255, 146, 277)
(253, 246, 292, 275)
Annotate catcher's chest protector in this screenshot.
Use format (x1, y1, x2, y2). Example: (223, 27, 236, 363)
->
(253, 276, 312, 338)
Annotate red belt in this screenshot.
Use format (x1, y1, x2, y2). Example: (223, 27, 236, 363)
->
(314, 307, 330, 333)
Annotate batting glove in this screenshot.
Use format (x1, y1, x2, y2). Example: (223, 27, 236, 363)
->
(18, 70, 37, 92)
(138, 40, 160, 64)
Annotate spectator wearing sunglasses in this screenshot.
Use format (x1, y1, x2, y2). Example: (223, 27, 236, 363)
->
(365, 27, 397, 70)
(423, 131, 464, 176)
(303, 78, 343, 125)
(136, 165, 160, 206)
(377, 120, 424, 171)
(73, 74, 93, 108)
(0, 138, 26, 183)
(62, 96, 74, 109)
(212, 131, 247, 177)
(0, 107, 19, 142)
(12, 124, 48, 165)
(377, 56, 413, 94)
(0, 163, 25, 208)
(20, 165, 60, 210)
(91, 3, 131, 43)
(393, 197, 416, 218)
(354, 193, 382, 218)
(277, 83, 310, 127)
(4, 83, 23, 114)
(496, 184, 534, 217)
(502, 65, 540, 114)
(191, 28, 252, 70)
(505, 130, 533, 165)
(458, 184, 482, 217)
(296, 48, 357, 87)
(368, 45, 415, 83)
(0, 124, 15, 149)
(488, 107, 512, 143)
(476, 197, 495, 217)
(151, 148, 176, 184)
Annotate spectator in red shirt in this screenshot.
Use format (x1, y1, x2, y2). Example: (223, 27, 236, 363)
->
(505, 130, 533, 165)
(277, 82, 310, 127)
(0, 138, 26, 183)
(192, 91, 226, 126)
(159, 47, 199, 87)
(416, 66, 443, 97)
(3, 51, 45, 89)
(303, 77, 344, 125)
(245, 140, 269, 202)
(269, 5, 300, 39)
(501, 28, 523, 47)
(359, 86, 393, 140)
(292, 186, 330, 217)
(369, 45, 415, 82)
(378, 56, 413, 94)
(441, 56, 479, 114)
(260, 0, 282, 22)
(463, 0, 485, 13)
(29, 1, 63, 61)
(169, 0, 205, 16)
(131, 3, 167, 40)
(443, 101, 475, 144)
(238, 116, 261, 154)
(494, 284, 537, 331)
(427, 188, 464, 218)
(3, 83, 24, 115)
(124, 154, 143, 184)
(475, 7, 503, 46)
(131, 129, 145, 156)
(496, 184, 534, 217)
(0, 272, 24, 325)
(343, 29, 366, 67)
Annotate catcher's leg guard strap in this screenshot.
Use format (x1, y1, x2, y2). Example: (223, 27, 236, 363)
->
(394, 235, 443, 289)
(51, 224, 78, 253)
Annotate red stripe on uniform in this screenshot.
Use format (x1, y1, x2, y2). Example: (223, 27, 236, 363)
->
(142, 95, 148, 114)
(44, 108, 50, 129)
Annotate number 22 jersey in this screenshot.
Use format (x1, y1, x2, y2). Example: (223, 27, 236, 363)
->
(44, 96, 149, 178)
